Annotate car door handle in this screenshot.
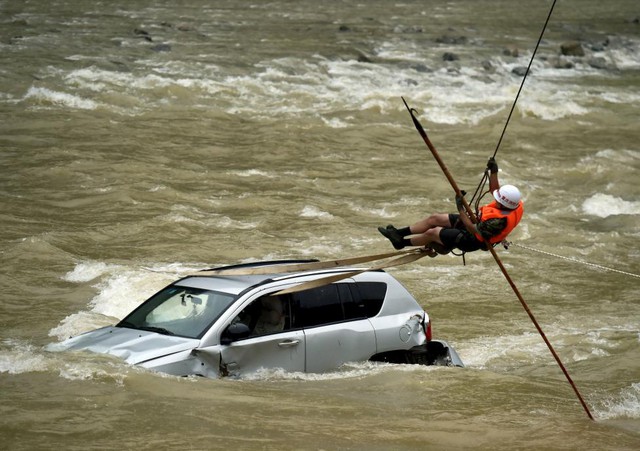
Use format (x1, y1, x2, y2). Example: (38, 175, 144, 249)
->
(278, 339, 300, 348)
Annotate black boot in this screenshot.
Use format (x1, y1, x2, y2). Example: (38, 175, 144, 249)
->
(378, 225, 405, 250)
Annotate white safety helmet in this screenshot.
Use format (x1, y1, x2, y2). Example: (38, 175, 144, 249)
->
(493, 184, 521, 209)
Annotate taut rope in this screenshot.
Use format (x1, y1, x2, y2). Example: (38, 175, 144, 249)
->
(470, 0, 558, 211)
(506, 241, 640, 280)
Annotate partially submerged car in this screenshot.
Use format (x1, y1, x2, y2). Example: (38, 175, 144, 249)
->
(58, 261, 463, 378)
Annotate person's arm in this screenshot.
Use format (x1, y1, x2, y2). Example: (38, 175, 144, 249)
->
(487, 157, 500, 192)
(455, 192, 478, 235)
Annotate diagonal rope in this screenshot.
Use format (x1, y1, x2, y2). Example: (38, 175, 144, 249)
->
(492, 0, 558, 159)
(507, 241, 640, 280)
(470, 0, 558, 211)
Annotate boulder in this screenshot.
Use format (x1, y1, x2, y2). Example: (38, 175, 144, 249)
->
(357, 53, 372, 63)
(151, 43, 171, 52)
(176, 23, 193, 32)
(481, 60, 494, 72)
(435, 34, 468, 45)
(560, 41, 585, 56)
(511, 66, 528, 76)
(588, 57, 607, 69)
(134, 28, 152, 42)
(553, 57, 574, 69)
(442, 52, 459, 62)
(411, 63, 432, 73)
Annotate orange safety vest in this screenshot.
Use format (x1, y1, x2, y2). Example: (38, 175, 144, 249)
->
(474, 200, 524, 244)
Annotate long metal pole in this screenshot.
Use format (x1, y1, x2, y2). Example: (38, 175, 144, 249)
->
(402, 97, 594, 420)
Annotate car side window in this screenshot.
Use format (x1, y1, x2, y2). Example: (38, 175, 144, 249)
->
(349, 282, 386, 318)
(288, 282, 388, 328)
(233, 295, 290, 337)
(291, 285, 343, 328)
(339, 283, 366, 320)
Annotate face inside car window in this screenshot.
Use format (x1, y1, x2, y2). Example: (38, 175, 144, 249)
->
(233, 295, 289, 337)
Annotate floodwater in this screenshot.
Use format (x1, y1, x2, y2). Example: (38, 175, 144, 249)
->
(1, 0, 639, 449)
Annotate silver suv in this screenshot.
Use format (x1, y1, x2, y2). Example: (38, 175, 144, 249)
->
(59, 261, 463, 377)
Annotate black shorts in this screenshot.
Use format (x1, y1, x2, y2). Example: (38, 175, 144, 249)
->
(439, 214, 486, 252)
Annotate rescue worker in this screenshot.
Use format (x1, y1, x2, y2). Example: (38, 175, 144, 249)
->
(378, 157, 523, 256)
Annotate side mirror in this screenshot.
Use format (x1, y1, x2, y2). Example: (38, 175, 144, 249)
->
(221, 322, 251, 345)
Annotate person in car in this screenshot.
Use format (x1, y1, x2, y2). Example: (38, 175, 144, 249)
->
(252, 296, 285, 335)
(378, 158, 524, 256)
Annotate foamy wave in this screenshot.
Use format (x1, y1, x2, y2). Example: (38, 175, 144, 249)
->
(593, 148, 640, 163)
(0, 340, 49, 374)
(28, 40, 636, 123)
(228, 169, 277, 178)
(300, 205, 334, 220)
(608, 37, 640, 70)
(582, 194, 640, 218)
(57, 362, 128, 385)
(239, 360, 440, 381)
(63, 261, 119, 283)
(211, 215, 260, 230)
(457, 332, 549, 369)
(1, 337, 171, 384)
(320, 116, 350, 128)
(518, 96, 589, 120)
(48, 311, 118, 342)
(597, 382, 640, 420)
(51, 261, 200, 341)
(23, 86, 98, 110)
(159, 204, 260, 229)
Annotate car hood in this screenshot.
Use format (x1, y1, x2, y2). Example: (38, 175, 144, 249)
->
(59, 326, 200, 364)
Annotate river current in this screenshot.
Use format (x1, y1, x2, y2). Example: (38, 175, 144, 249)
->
(1, 0, 639, 449)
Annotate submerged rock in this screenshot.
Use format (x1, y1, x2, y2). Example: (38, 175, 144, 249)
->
(435, 34, 468, 45)
(481, 60, 494, 72)
(354, 49, 373, 63)
(560, 41, 585, 56)
(442, 52, 459, 62)
(134, 28, 152, 42)
(511, 66, 529, 76)
(411, 63, 432, 73)
(151, 43, 171, 52)
(588, 57, 607, 69)
(502, 46, 519, 57)
(553, 57, 574, 69)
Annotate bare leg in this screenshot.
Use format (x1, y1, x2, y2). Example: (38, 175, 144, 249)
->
(409, 227, 445, 247)
(408, 213, 451, 234)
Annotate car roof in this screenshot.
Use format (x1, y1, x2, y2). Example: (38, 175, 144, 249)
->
(175, 274, 272, 295)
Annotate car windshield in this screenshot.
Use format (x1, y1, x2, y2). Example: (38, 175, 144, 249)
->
(118, 285, 237, 339)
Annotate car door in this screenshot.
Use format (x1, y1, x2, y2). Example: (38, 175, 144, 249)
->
(219, 330, 305, 376)
(219, 294, 305, 376)
(291, 283, 376, 373)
